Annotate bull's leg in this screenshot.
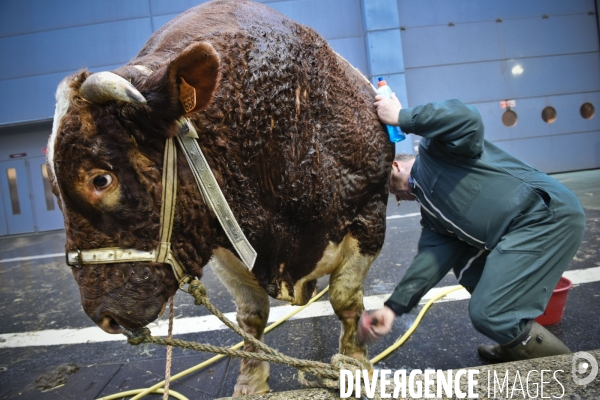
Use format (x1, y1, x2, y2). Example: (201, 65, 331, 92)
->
(328, 235, 377, 369)
(211, 247, 271, 396)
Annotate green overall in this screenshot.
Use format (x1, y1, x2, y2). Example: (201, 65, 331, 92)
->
(384, 99, 586, 345)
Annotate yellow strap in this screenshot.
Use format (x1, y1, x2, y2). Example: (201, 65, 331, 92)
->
(157, 138, 177, 262)
(177, 119, 257, 270)
(66, 248, 156, 266)
(66, 137, 190, 286)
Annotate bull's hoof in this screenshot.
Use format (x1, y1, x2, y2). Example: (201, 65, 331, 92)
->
(233, 360, 271, 397)
(232, 382, 271, 397)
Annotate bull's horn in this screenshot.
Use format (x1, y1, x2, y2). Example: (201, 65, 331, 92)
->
(80, 71, 146, 104)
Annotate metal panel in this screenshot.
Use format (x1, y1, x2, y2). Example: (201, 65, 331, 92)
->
(0, 73, 62, 125)
(0, 159, 35, 235)
(266, 0, 364, 40)
(28, 156, 64, 232)
(0, 19, 153, 80)
(598, 0, 600, 36)
(366, 29, 404, 76)
(474, 92, 600, 142)
(0, 0, 150, 37)
(397, 0, 595, 28)
(494, 130, 600, 173)
(392, 134, 414, 155)
(155, 1, 364, 41)
(0, 129, 49, 161)
(149, 0, 210, 17)
(328, 37, 369, 76)
(363, 0, 400, 31)
(402, 14, 599, 68)
(0, 182, 7, 236)
(152, 14, 180, 32)
(405, 53, 600, 105)
(0, 62, 124, 126)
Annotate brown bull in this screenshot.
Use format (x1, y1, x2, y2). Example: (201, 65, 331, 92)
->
(48, 0, 393, 394)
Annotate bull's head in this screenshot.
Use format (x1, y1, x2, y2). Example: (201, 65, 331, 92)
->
(48, 42, 221, 334)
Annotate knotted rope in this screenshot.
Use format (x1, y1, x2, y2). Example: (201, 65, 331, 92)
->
(125, 279, 365, 392)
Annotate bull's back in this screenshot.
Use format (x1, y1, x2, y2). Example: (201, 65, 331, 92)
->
(127, 0, 392, 298)
(133, 0, 392, 267)
(134, 0, 294, 64)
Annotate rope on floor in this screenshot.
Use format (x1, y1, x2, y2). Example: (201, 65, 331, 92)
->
(98, 281, 465, 399)
(126, 280, 363, 389)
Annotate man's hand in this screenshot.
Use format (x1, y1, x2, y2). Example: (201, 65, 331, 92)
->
(374, 93, 402, 126)
(358, 306, 396, 343)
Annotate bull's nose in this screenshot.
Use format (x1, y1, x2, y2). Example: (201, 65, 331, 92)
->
(97, 316, 124, 334)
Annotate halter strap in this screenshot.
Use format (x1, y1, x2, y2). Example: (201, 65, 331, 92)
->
(176, 119, 257, 269)
(65, 64, 257, 287)
(66, 137, 190, 287)
(155, 137, 188, 284)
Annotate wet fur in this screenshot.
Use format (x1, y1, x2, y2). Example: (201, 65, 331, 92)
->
(50, 0, 393, 393)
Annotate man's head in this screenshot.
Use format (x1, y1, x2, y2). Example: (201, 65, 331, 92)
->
(390, 153, 416, 202)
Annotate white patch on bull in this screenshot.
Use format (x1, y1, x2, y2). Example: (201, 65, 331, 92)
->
(325, 234, 376, 365)
(282, 234, 358, 305)
(210, 247, 271, 395)
(277, 280, 292, 303)
(48, 77, 72, 203)
(133, 65, 152, 76)
(210, 247, 270, 323)
(213, 236, 374, 372)
(286, 234, 376, 305)
(279, 233, 377, 366)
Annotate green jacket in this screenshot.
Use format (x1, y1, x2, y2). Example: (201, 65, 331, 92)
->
(384, 99, 570, 315)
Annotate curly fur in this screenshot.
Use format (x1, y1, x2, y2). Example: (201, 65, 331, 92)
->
(50, 0, 393, 331)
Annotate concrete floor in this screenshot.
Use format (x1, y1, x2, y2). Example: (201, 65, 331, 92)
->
(0, 169, 599, 399)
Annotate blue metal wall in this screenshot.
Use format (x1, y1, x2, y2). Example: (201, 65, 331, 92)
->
(0, 0, 370, 125)
(397, 0, 600, 173)
(0, 0, 375, 235)
(0, 0, 599, 235)
(363, 0, 413, 154)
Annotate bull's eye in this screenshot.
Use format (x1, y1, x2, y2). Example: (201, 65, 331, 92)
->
(93, 174, 113, 190)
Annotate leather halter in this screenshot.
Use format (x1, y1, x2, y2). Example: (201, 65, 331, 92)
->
(66, 135, 190, 287)
(66, 118, 259, 287)
(65, 66, 258, 288)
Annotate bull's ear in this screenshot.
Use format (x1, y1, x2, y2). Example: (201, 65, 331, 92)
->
(167, 42, 221, 114)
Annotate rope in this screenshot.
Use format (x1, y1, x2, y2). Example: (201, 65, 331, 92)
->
(103, 283, 466, 399)
(163, 297, 174, 400)
(121, 285, 330, 400)
(126, 279, 364, 389)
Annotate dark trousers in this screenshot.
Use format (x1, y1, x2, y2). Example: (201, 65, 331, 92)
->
(407, 175, 585, 344)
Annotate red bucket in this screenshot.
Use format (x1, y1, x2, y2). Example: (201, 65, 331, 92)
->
(535, 276, 573, 326)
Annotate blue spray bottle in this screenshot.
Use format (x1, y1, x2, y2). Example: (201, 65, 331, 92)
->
(376, 77, 406, 142)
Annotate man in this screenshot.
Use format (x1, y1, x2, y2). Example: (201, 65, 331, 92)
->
(366, 94, 586, 362)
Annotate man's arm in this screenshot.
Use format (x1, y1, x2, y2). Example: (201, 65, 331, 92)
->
(399, 99, 484, 157)
(384, 229, 462, 315)
(363, 229, 466, 339)
(375, 96, 484, 158)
